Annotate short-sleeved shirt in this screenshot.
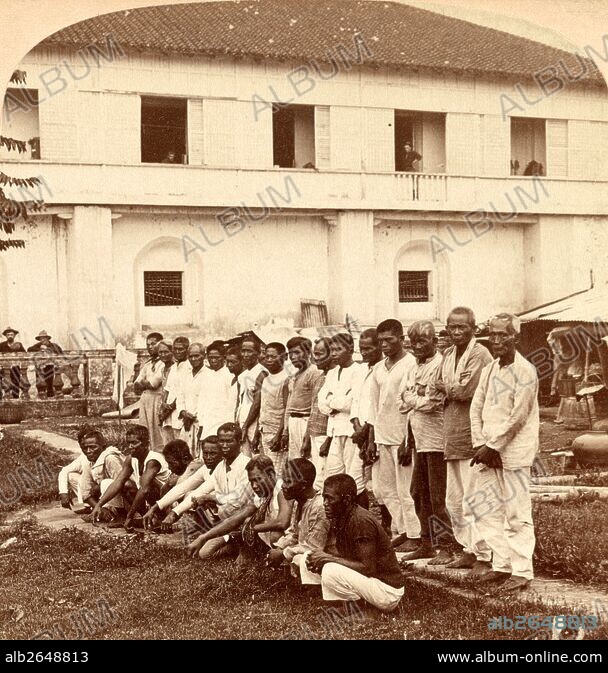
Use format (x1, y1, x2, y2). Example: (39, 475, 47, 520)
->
(259, 370, 288, 433)
(131, 451, 171, 489)
(332, 505, 404, 588)
(286, 365, 323, 417)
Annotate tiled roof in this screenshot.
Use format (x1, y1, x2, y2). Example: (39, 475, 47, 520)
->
(40, 0, 604, 85)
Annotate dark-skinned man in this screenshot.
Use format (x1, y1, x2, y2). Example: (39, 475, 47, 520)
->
(398, 320, 456, 565)
(186, 454, 291, 562)
(134, 331, 164, 452)
(177, 343, 206, 458)
(436, 307, 493, 571)
(282, 337, 323, 460)
(469, 313, 539, 594)
(317, 333, 366, 507)
(236, 337, 268, 456)
(226, 346, 244, 422)
(268, 458, 330, 569)
(350, 329, 382, 496)
(160, 336, 190, 443)
(143, 435, 223, 532)
(302, 337, 334, 490)
(92, 424, 170, 531)
(162, 423, 250, 553)
(78, 430, 125, 516)
(300, 474, 404, 613)
(368, 319, 420, 551)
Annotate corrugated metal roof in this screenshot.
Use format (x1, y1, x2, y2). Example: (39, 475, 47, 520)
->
(520, 288, 608, 322)
(39, 0, 604, 85)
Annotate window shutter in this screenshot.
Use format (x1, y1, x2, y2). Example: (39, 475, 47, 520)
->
(187, 98, 205, 165)
(330, 107, 361, 170)
(546, 119, 568, 177)
(446, 113, 480, 175)
(315, 106, 330, 169)
(362, 108, 394, 172)
(203, 99, 237, 167)
(482, 114, 510, 176)
(104, 93, 140, 164)
(38, 90, 79, 162)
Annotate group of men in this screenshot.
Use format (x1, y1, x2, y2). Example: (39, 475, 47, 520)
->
(58, 306, 539, 611)
(0, 327, 66, 399)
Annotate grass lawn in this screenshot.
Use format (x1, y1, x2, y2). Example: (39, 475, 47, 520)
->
(1, 521, 606, 641)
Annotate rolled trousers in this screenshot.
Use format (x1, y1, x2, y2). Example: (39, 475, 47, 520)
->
(371, 444, 420, 539)
(445, 459, 491, 561)
(296, 554, 404, 612)
(470, 466, 535, 580)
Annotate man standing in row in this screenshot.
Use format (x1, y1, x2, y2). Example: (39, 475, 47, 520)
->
(160, 336, 191, 443)
(470, 314, 539, 594)
(197, 341, 234, 439)
(178, 343, 207, 458)
(368, 319, 420, 551)
(236, 337, 268, 456)
(437, 307, 493, 571)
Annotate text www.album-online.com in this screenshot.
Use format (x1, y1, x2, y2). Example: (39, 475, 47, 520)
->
(436, 652, 603, 663)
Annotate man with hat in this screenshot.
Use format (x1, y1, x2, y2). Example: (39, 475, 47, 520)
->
(27, 331, 64, 398)
(0, 327, 28, 399)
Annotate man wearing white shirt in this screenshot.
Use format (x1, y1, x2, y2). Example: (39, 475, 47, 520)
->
(368, 319, 420, 551)
(196, 341, 234, 438)
(143, 435, 223, 531)
(317, 333, 366, 504)
(162, 423, 251, 557)
(470, 314, 539, 594)
(236, 337, 268, 456)
(160, 336, 190, 442)
(58, 425, 93, 511)
(177, 343, 206, 458)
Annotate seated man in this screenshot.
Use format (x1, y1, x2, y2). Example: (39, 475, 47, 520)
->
(161, 438, 199, 493)
(157, 423, 251, 541)
(299, 474, 405, 613)
(142, 435, 223, 531)
(92, 424, 170, 531)
(77, 430, 126, 521)
(186, 454, 292, 562)
(267, 458, 330, 568)
(58, 426, 94, 512)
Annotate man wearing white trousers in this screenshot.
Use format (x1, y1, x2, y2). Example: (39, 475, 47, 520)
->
(317, 333, 366, 505)
(299, 474, 404, 613)
(436, 307, 493, 571)
(469, 313, 539, 595)
(367, 319, 420, 552)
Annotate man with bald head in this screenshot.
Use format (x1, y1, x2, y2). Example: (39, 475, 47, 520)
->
(177, 342, 207, 458)
(469, 313, 539, 594)
(399, 320, 455, 564)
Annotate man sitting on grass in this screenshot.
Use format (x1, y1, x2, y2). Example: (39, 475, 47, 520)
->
(186, 454, 292, 562)
(58, 425, 95, 512)
(142, 435, 223, 531)
(299, 474, 405, 613)
(159, 423, 251, 542)
(161, 439, 196, 493)
(77, 430, 125, 516)
(92, 424, 171, 531)
(267, 458, 330, 569)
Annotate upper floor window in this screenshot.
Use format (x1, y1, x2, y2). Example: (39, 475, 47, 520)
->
(394, 110, 446, 174)
(1, 88, 40, 160)
(141, 96, 187, 164)
(398, 270, 430, 303)
(511, 117, 546, 176)
(143, 271, 183, 306)
(272, 104, 315, 168)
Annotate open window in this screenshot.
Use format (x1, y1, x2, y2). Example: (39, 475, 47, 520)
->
(141, 96, 187, 164)
(511, 118, 546, 176)
(394, 110, 446, 173)
(272, 104, 315, 168)
(0, 88, 40, 160)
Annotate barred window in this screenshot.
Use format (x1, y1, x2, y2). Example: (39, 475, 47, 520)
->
(398, 271, 430, 303)
(143, 271, 183, 306)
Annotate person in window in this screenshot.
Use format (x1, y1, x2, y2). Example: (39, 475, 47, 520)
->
(162, 150, 178, 164)
(402, 142, 422, 172)
(523, 160, 543, 176)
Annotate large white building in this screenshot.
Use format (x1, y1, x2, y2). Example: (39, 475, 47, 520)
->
(1, 0, 607, 348)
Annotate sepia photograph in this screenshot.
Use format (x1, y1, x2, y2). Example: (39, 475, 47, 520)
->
(0, 0, 608, 652)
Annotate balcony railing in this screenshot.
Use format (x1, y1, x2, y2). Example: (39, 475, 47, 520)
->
(2, 160, 607, 215)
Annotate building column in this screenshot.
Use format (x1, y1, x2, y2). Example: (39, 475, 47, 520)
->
(66, 206, 114, 349)
(326, 210, 375, 326)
